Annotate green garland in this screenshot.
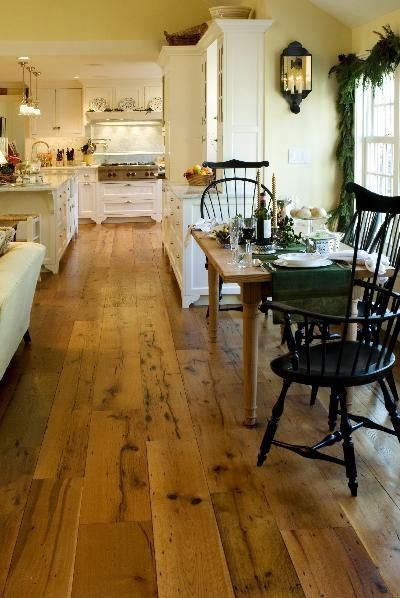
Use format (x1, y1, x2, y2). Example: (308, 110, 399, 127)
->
(329, 25, 400, 230)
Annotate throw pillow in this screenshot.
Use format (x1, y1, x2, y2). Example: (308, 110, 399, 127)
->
(0, 226, 16, 256)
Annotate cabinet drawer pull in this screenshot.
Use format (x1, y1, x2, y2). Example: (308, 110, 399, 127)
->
(175, 221, 181, 226)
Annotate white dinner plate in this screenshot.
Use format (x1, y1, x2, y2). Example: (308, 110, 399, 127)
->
(278, 252, 322, 266)
(275, 258, 333, 268)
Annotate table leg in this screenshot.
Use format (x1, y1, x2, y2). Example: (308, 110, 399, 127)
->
(207, 261, 219, 342)
(242, 283, 262, 426)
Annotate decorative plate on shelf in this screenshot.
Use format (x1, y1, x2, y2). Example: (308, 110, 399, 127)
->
(118, 97, 137, 111)
(88, 97, 108, 112)
(148, 97, 162, 112)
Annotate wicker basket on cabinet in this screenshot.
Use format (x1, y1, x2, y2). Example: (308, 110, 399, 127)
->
(185, 173, 214, 186)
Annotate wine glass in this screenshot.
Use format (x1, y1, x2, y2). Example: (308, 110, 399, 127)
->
(242, 217, 256, 267)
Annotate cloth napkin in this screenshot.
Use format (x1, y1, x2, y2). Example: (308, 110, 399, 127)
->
(328, 249, 389, 282)
(185, 218, 219, 247)
(191, 218, 218, 232)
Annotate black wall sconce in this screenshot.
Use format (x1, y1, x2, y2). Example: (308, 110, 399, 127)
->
(280, 41, 312, 114)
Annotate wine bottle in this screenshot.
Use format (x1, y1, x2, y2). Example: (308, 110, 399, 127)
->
(255, 192, 271, 245)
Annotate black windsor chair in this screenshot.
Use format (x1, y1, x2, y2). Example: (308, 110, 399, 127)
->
(257, 182, 400, 496)
(200, 159, 272, 314)
(305, 207, 382, 407)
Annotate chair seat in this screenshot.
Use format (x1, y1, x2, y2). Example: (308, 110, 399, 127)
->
(271, 340, 395, 387)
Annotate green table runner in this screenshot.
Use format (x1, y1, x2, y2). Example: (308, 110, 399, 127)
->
(256, 251, 352, 322)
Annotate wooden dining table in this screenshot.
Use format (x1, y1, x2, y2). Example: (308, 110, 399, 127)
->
(192, 230, 393, 427)
(192, 230, 274, 426)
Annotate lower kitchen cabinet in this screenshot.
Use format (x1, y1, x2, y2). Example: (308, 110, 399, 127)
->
(97, 180, 162, 223)
(41, 166, 99, 223)
(162, 180, 239, 308)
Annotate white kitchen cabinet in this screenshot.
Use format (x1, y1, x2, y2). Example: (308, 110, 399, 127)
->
(83, 81, 163, 113)
(201, 19, 272, 165)
(114, 85, 141, 110)
(85, 86, 114, 111)
(162, 181, 239, 308)
(78, 181, 96, 220)
(31, 88, 83, 137)
(97, 180, 162, 223)
(158, 47, 203, 183)
(159, 19, 272, 181)
(41, 166, 99, 223)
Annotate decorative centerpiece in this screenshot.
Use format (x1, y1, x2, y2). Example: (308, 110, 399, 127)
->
(81, 139, 96, 165)
(184, 164, 213, 186)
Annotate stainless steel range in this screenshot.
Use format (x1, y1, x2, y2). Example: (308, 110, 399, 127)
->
(98, 162, 159, 181)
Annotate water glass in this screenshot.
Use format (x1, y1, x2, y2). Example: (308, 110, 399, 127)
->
(228, 217, 242, 264)
(242, 217, 256, 267)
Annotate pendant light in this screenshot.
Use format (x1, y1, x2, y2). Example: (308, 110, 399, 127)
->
(26, 66, 36, 116)
(18, 59, 41, 117)
(18, 59, 30, 116)
(32, 70, 41, 117)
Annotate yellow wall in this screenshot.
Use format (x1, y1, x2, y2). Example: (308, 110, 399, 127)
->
(254, 0, 351, 211)
(0, 0, 210, 41)
(352, 8, 400, 53)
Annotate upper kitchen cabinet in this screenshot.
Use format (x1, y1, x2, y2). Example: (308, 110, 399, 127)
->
(159, 19, 272, 180)
(199, 19, 272, 164)
(113, 84, 141, 111)
(85, 87, 114, 112)
(31, 88, 83, 137)
(158, 47, 203, 182)
(83, 81, 162, 113)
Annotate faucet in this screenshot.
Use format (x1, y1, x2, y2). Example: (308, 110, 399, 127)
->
(31, 140, 50, 165)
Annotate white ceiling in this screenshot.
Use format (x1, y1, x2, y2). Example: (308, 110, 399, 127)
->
(309, 0, 400, 28)
(0, 40, 162, 83)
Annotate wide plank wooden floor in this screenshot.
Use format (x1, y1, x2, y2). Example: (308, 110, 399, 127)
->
(0, 222, 399, 597)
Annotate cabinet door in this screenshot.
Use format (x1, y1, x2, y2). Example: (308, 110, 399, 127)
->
(144, 85, 162, 110)
(114, 85, 141, 110)
(31, 88, 56, 137)
(84, 86, 113, 111)
(78, 182, 96, 218)
(56, 89, 82, 135)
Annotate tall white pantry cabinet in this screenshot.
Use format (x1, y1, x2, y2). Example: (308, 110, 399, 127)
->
(159, 19, 272, 307)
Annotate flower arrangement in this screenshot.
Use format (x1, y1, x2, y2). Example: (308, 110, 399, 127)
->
(81, 139, 96, 155)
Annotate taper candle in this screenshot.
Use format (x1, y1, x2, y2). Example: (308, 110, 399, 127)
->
(272, 173, 277, 228)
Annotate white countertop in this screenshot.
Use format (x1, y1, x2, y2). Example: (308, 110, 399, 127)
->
(168, 182, 208, 198)
(0, 174, 73, 193)
(40, 165, 99, 172)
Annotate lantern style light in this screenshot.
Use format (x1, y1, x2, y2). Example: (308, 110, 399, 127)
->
(280, 41, 312, 114)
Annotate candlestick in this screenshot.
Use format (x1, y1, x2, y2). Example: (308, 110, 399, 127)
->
(272, 173, 277, 229)
(256, 169, 261, 210)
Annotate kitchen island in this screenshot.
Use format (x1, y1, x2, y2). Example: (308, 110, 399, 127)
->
(0, 174, 78, 273)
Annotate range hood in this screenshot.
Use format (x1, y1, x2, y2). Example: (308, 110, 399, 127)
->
(85, 110, 162, 125)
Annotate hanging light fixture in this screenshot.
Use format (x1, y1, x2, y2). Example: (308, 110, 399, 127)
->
(32, 70, 41, 117)
(26, 66, 36, 116)
(18, 59, 41, 117)
(18, 59, 30, 116)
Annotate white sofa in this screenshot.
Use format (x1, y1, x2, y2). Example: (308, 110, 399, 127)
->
(0, 242, 45, 379)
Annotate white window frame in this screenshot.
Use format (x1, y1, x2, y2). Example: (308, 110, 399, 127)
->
(354, 68, 400, 196)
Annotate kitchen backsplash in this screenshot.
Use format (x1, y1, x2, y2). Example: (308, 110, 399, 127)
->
(29, 124, 163, 164)
(92, 124, 164, 153)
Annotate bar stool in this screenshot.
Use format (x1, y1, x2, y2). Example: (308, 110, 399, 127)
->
(0, 214, 40, 243)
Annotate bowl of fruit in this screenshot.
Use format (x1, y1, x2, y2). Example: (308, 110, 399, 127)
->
(184, 164, 214, 186)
